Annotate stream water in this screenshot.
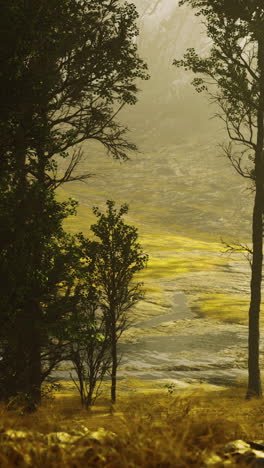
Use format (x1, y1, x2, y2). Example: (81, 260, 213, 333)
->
(118, 290, 248, 386)
(57, 290, 250, 388)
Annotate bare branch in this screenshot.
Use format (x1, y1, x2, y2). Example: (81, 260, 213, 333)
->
(220, 142, 254, 179)
(48, 148, 94, 189)
(221, 237, 252, 266)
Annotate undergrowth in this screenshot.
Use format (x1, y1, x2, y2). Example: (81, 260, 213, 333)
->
(0, 384, 263, 467)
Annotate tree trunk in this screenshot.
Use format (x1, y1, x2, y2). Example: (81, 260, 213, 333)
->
(23, 124, 48, 411)
(247, 190, 263, 398)
(246, 33, 264, 399)
(14, 302, 42, 411)
(111, 339, 117, 404)
(27, 301, 42, 410)
(0, 123, 30, 403)
(86, 384, 95, 408)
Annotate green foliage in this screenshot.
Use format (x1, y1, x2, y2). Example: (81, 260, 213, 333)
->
(179, 0, 264, 22)
(68, 201, 148, 406)
(0, 0, 148, 407)
(0, 0, 149, 180)
(91, 200, 148, 320)
(66, 240, 111, 408)
(0, 190, 82, 402)
(164, 382, 177, 395)
(90, 200, 148, 403)
(174, 4, 260, 165)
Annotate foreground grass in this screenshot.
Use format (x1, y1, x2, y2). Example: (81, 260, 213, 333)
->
(0, 383, 264, 467)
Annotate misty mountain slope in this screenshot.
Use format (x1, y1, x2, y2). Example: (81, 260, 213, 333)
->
(122, 0, 217, 149)
(63, 141, 252, 240)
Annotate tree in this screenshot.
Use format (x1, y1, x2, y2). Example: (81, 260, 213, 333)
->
(67, 238, 112, 408)
(90, 201, 148, 403)
(69, 297, 111, 408)
(174, 0, 264, 397)
(0, 195, 82, 408)
(0, 0, 149, 175)
(209, 0, 263, 21)
(0, 0, 148, 408)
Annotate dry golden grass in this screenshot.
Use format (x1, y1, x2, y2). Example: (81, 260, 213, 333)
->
(0, 382, 264, 467)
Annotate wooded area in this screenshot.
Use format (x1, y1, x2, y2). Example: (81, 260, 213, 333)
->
(0, 0, 148, 411)
(1, 0, 264, 466)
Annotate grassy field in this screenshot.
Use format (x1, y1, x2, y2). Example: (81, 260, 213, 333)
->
(0, 381, 263, 467)
(61, 192, 253, 326)
(56, 141, 255, 329)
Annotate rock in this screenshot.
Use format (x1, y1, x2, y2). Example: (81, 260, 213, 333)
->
(76, 427, 117, 445)
(222, 440, 264, 467)
(224, 439, 251, 454)
(89, 427, 117, 442)
(46, 431, 80, 445)
(203, 440, 264, 466)
(0, 427, 117, 467)
(3, 429, 45, 443)
(248, 441, 264, 451)
(46, 428, 117, 447)
(4, 429, 29, 440)
(204, 453, 223, 465)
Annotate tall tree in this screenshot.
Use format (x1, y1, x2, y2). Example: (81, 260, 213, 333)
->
(90, 201, 148, 403)
(0, 0, 148, 408)
(174, 0, 264, 397)
(0, 194, 80, 407)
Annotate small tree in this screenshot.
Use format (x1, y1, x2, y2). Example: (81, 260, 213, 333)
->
(90, 201, 148, 403)
(69, 298, 111, 408)
(67, 238, 111, 408)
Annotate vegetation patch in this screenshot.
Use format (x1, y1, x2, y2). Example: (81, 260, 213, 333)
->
(137, 254, 228, 282)
(1, 385, 264, 467)
(192, 293, 250, 324)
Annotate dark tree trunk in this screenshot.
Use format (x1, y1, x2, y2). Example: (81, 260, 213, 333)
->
(27, 301, 42, 411)
(14, 303, 42, 411)
(86, 385, 95, 408)
(111, 338, 117, 404)
(2, 306, 42, 411)
(246, 33, 264, 399)
(23, 128, 48, 411)
(247, 190, 263, 398)
(0, 123, 30, 403)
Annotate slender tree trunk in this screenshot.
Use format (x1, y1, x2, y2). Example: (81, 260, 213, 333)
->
(87, 382, 95, 408)
(247, 191, 263, 398)
(246, 33, 264, 399)
(111, 338, 117, 404)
